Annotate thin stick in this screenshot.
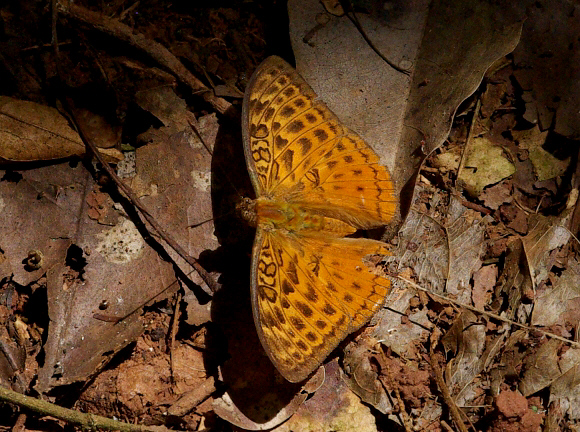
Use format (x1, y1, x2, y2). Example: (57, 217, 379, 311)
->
(0, 387, 172, 432)
(169, 290, 182, 381)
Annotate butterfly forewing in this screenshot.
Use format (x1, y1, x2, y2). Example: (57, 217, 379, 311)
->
(242, 56, 397, 228)
(242, 57, 317, 197)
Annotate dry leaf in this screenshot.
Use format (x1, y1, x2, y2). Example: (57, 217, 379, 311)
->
(458, 137, 516, 196)
(0, 96, 122, 163)
(274, 360, 378, 432)
(289, 0, 524, 200)
(532, 257, 580, 328)
(514, 127, 570, 181)
(519, 338, 562, 396)
(472, 265, 498, 310)
(442, 310, 486, 405)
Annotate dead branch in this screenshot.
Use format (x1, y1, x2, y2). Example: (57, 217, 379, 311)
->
(60, 3, 235, 118)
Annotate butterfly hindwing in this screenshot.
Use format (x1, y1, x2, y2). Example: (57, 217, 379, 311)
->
(250, 228, 390, 382)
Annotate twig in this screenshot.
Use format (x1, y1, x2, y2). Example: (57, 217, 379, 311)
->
(456, 98, 481, 185)
(169, 289, 182, 380)
(428, 330, 471, 432)
(12, 413, 27, 432)
(60, 3, 234, 118)
(167, 376, 216, 417)
(340, 1, 411, 76)
(0, 386, 171, 432)
(458, 198, 493, 216)
(398, 276, 580, 348)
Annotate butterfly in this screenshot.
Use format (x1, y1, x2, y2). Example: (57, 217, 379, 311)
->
(240, 56, 397, 382)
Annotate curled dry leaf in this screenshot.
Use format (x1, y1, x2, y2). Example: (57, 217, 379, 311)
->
(441, 310, 486, 406)
(274, 360, 378, 432)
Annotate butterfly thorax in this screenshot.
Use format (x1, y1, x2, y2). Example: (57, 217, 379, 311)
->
(238, 197, 356, 236)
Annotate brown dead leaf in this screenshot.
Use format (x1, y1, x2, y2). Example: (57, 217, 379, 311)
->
(499, 203, 529, 235)
(342, 334, 392, 414)
(492, 239, 532, 320)
(183, 290, 212, 327)
(0, 96, 122, 163)
(523, 212, 572, 287)
(519, 338, 562, 397)
(36, 211, 176, 392)
(135, 86, 189, 131)
(131, 92, 220, 291)
(532, 257, 580, 328)
(550, 348, 580, 421)
(274, 360, 378, 432)
(372, 289, 431, 361)
(446, 198, 489, 302)
(481, 80, 510, 118)
(479, 181, 513, 210)
(384, 186, 449, 294)
(0, 165, 79, 286)
(289, 0, 524, 209)
(489, 330, 528, 395)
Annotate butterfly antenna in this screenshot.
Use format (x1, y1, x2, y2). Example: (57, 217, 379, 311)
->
(188, 208, 238, 229)
(188, 117, 244, 200)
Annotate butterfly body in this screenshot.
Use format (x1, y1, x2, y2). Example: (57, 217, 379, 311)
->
(240, 197, 357, 236)
(242, 56, 397, 382)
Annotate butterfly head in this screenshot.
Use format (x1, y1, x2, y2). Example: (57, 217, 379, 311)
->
(237, 197, 258, 227)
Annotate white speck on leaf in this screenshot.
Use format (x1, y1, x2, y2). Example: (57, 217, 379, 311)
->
(96, 219, 144, 264)
(191, 170, 211, 192)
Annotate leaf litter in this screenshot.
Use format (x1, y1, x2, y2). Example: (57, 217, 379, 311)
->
(0, 0, 580, 431)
